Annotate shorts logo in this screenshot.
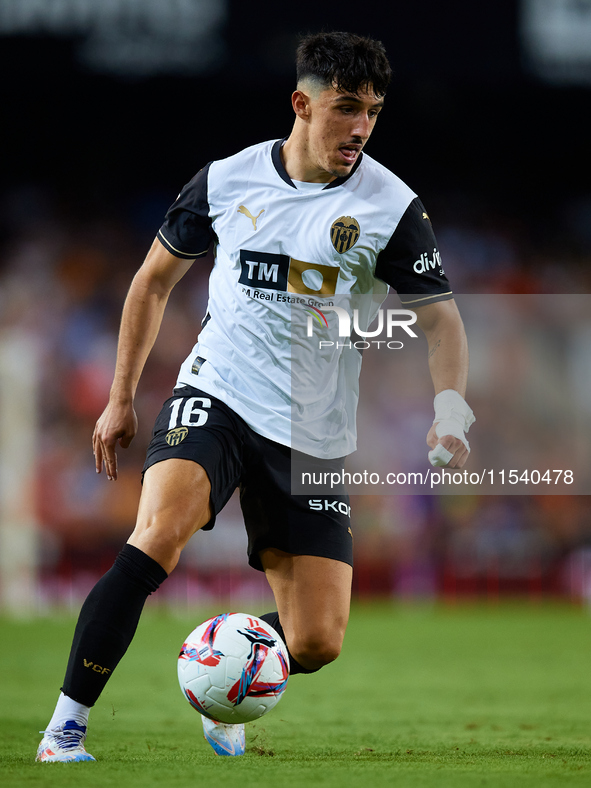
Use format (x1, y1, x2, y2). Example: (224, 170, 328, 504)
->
(330, 216, 360, 254)
(166, 426, 189, 446)
(308, 499, 352, 517)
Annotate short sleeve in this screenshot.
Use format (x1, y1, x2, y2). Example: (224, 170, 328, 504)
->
(374, 197, 453, 307)
(157, 163, 214, 259)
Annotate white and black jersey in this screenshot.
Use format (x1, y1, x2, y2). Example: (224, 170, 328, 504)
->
(157, 139, 452, 459)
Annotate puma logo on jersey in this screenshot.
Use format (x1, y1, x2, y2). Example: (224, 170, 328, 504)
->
(238, 205, 265, 231)
(422, 211, 430, 221)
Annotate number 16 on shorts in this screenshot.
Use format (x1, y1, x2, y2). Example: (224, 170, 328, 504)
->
(168, 397, 212, 430)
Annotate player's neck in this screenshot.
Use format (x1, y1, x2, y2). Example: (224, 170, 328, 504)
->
(281, 132, 336, 184)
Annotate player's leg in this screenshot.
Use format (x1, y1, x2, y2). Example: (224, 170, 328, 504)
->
(201, 551, 349, 758)
(128, 458, 212, 572)
(240, 434, 354, 676)
(260, 549, 352, 672)
(201, 552, 351, 758)
(38, 386, 246, 761)
(63, 458, 211, 704)
(37, 459, 212, 762)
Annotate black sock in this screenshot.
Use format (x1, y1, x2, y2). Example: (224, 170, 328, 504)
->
(260, 611, 320, 675)
(62, 544, 168, 706)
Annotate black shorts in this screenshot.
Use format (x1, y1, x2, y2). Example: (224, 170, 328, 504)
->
(143, 386, 353, 572)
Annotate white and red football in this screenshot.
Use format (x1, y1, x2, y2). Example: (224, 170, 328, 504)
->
(178, 612, 289, 724)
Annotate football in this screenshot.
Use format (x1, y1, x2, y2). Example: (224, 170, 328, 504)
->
(178, 612, 290, 724)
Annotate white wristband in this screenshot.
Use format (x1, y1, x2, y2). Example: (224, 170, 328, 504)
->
(432, 389, 475, 453)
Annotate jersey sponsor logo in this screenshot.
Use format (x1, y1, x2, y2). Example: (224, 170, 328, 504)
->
(166, 426, 189, 446)
(239, 250, 289, 290)
(308, 499, 352, 517)
(239, 250, 339, 295)
(288, 258, 339, 295)
(413, 248, 444, 275)
(330, 216, 360, 253)
(238, 205, 265, 231)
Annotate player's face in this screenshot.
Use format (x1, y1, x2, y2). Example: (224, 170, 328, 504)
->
(306, 85, 384, 180)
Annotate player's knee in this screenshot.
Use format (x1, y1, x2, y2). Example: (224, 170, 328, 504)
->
(289, 632, 343, 669)
(128, 521, 192, 574)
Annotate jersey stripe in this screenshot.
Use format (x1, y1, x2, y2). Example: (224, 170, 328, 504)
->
(399, 292, 453, 305)
(157, 230, 209, 259)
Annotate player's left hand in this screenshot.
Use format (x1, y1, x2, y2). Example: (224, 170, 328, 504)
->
(426, 424, 469, 469)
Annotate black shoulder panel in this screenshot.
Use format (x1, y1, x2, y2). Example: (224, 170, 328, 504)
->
(374, 197, 453, 306)
(157, 162, 214, 259)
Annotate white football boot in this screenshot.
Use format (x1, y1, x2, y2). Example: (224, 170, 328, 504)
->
(202, 716, 245, 756)
(35, 720, 95, 762)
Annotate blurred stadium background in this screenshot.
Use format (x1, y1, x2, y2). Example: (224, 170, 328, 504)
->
(1, 0, 590, 615)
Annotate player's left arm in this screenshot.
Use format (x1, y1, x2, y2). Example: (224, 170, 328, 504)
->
(412, 298, 474, 469)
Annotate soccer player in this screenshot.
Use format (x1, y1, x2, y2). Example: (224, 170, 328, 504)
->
(36, 31, 474, 761)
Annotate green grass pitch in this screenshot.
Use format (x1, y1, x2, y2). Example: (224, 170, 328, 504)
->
(1, 602, 591, 787)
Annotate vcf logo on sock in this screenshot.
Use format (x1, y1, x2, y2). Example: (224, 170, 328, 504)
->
(83, 659, 111, 675)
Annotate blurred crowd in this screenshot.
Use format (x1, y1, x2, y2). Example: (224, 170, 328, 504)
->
(1, 183, 590, 607)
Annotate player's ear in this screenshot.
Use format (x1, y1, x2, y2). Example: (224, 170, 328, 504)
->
(292, 89, 312, 120)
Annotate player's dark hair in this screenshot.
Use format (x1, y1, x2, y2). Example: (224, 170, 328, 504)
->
(296, 31, 392, 98)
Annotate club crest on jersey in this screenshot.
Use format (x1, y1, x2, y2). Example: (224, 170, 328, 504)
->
(330, 216, 360, 254)
(166, 426, 189, 446)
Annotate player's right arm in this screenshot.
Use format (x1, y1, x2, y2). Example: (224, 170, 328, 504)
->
(93, 238, 195, 481)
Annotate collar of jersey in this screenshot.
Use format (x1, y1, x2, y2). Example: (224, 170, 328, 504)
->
(271, 138, 363, 190)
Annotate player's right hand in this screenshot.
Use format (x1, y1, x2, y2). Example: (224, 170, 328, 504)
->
(92, 400, 138, 481)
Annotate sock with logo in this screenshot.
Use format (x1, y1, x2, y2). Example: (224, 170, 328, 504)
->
(260, 611, 320, 675)
(61, 544, 168, 707)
